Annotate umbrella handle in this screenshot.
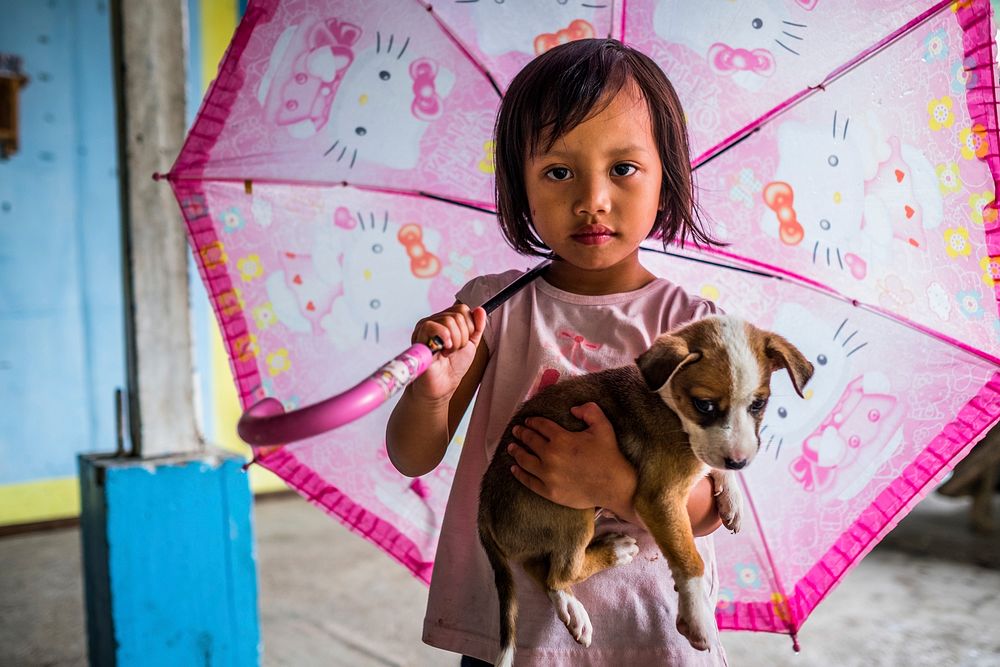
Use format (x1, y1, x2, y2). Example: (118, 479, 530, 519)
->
(237, 343, 437, 446)
(236, 260, 550, 447)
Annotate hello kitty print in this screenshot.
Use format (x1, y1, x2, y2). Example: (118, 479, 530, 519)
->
(258, 18, 455, 170)
(265, 206, 442, 350)
(760, 109, 943, 281)
(653, 0, 818, 92)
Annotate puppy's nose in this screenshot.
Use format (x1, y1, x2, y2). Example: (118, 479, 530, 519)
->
(724, 457, 748, 470)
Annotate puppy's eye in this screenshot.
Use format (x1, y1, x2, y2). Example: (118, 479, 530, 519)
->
(749, 398, 767, 414)
(693, 398, 716, 415)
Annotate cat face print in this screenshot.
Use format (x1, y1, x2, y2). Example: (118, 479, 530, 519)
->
(257, 18, 362, 139)
(325, 33, 455, 170)
(762, 111, 873, 278)
(321, 209, 443, 349)
(655, 0, 815, 91)
(760, 302, 862, 459)
(461, 0, 608, 57)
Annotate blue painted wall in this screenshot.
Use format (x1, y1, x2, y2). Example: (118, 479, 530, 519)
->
(0, 0, 124, 485)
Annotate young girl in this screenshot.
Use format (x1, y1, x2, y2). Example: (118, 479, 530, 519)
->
(386, 39, 729, 666)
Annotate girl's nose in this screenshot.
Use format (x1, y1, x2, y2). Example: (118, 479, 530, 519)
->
(574, 175, 611, 216)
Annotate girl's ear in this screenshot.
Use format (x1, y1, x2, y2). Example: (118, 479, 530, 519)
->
(636, 335, 700, 391)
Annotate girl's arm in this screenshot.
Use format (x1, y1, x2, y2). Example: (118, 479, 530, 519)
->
(507, 403, 723, 537)
(386, 304, 488, 477)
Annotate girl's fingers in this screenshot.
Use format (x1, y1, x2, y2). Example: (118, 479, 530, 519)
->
(507, 442, 541, 475)
(522, 417, 563, 440)
(510, 464, 545, 496)
(417, 320, 450, 348)
(469, 307, 487, 345)
(444, 315, 465, 352)
(453, 307, 470, 348)
(513, 424, 547, 449)
(413, 304, 479, 351)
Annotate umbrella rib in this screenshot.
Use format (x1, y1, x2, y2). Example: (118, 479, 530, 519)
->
(637, 245, 776, 278)
(735, 473, 800, 639)
(417, 0, 503, 98)
(687, 246, 1000, 369)
(692, 0, 956, 169)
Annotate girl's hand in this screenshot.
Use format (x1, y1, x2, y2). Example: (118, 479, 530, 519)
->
(508, 402, 722, 536)
(507, 402, 636, 515)
(409, 304, 486, 404)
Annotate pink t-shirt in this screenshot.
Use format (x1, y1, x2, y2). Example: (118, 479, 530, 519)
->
(422, 270, 729, 666)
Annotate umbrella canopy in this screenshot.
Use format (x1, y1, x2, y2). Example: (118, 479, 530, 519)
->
(167, 0, 1000, 643)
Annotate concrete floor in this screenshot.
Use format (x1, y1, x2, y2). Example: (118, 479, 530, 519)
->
(2, 491, 998, 666)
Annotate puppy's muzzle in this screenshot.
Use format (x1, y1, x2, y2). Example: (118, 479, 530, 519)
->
(723, 457, 748, 471)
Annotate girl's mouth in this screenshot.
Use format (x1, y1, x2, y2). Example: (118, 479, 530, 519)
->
(571, 224, 615, 246)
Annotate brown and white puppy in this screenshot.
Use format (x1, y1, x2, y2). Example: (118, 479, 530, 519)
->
(478, 315, 813, 666)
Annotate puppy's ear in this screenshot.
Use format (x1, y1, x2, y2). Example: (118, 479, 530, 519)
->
(764, 333, 814, 398)
(636, 335, 701, 392)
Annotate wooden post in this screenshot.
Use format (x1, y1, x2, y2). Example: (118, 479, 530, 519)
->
(78, 1, 261, 664)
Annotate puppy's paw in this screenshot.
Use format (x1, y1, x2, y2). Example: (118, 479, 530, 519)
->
(548, 589, 593, 647)
(592, 532, 639, 567)
(675, 579, 714, 652)
(710, 470, 744, 534)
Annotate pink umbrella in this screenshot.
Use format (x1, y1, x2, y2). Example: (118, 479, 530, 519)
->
(165, 0, 1000, 647)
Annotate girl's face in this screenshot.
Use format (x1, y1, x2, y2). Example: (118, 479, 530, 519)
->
(523, 86, 662, 295)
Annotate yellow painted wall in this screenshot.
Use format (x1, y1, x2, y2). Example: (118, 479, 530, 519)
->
(200, 0, 285, 495)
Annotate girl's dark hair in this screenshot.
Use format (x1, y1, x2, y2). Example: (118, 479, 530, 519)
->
(494, 38, 720, 256)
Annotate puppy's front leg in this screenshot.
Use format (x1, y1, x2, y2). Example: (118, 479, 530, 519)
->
(708, 469, 744, 534)
(635, 491, 714, 651)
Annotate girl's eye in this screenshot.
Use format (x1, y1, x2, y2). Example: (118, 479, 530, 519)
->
(612, 163, 637, 177)
(545, 167, 571, 181)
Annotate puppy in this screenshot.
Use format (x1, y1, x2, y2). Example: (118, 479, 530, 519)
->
(478, 315, 813, 666)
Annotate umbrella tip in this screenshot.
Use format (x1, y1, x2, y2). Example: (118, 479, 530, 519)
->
(791, 633, 801, 652)
(152, 171, 164, 182)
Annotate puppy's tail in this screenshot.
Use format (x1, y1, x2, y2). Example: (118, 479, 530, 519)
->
(479, 524, 517, 667)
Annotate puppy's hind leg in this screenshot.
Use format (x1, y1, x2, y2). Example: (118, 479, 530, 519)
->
(522, 555, 594, 648)
(523, 526, 637, 648)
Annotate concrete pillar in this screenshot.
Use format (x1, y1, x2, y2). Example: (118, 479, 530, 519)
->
(78, 1, 261, 664)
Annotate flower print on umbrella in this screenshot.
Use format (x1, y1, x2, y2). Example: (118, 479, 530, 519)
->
(717, 588, 735, 613)
(238, 254, 265, 282)
(253, 302, 278, 330)
(943, 227, 972, 259)
(771, 593, 792, 623)
(233, 332, 259, 363)
(926, 96, 954, 131)
(968, 190, 996, 227)
(956, 290, 984, 319)
(267, 348, 292, 376)
(950, 57, 979, 94)
(922, 28, 949, 62)
(981, 255, 1000, 286)
(959, 124, 989, 160)
(935, 162, 962, 195)
(220, 206, 246, 233)
(478, 140, 495, 175)
(735, 563, 763, 590)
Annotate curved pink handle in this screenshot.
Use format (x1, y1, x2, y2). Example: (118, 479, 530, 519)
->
(237, 343, 434, 447)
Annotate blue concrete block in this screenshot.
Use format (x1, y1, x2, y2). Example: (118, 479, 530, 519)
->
(79, 452, 260, 666)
